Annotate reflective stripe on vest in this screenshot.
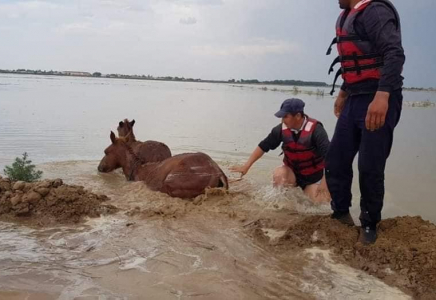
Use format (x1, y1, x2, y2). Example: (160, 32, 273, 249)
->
(281, 117, 325, 176)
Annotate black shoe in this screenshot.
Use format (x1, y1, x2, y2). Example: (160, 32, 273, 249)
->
(331, 211, 355, 226)
(359, 226, 377, 244)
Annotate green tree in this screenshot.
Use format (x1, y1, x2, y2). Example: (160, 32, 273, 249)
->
(93, 72, 102, 77)
(3, 152, 43, 182)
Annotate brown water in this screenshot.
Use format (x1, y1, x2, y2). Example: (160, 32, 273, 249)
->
(0, 74, 434, 299)
(0, 74, 435, 222)
(0, 161, 412, 299)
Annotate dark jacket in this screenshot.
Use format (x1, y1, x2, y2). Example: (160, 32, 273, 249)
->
(340, 1, 405, 95)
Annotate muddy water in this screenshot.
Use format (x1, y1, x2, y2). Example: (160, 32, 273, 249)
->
(1, 74, 435, 223)
(0, 74, 434, 299)
(0, 161, 411, 299)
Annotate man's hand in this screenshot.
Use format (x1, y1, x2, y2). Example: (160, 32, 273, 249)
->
(229, 147, 264, 179)
(229, 165, 249, 177)
(366, 91, 390, 131)
(334, 89, 348, 118)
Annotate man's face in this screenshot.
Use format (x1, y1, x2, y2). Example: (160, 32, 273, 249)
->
(282, 113, 301, 130)
(338, 0, 351, 9)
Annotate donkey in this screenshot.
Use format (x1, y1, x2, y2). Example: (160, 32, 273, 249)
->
(98, 132, 228, 199)
(98, 119, 172, 177)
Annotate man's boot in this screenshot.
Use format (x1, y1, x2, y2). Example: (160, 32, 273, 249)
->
(331, 211, 355, 226)
(358, 226, 377, 244)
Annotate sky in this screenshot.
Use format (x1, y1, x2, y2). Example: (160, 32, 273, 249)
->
(0, 0, 435, 88)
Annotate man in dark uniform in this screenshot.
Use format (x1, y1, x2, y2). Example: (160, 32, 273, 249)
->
(231, 98, 331, 203)
(326, 0, 405, 243)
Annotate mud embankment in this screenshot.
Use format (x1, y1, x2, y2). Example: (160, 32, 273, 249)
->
(250, 215, 436, 299)
(0, 176, 117, 225)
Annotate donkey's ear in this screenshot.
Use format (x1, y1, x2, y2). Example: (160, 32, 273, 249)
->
(118, 121, 124, 128)
(130, 119, 135, 127)
(110, 131, 116, 144)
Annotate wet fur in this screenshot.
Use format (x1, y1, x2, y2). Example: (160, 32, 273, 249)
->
(98, 119, 171, 177)
(99, 131, 228, 198)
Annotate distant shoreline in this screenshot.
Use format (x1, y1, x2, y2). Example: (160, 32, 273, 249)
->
(0, 69, 328, 88)
(0, 69, 434, 91)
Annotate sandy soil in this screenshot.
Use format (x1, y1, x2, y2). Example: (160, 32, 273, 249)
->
(248, 215, 436, 299)
(0, 176, 117, 225)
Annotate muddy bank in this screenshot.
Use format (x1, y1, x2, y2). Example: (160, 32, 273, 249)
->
(123, 188, 241, 220)
(251, 215, 436, 299)
(0, 176, 117, 225)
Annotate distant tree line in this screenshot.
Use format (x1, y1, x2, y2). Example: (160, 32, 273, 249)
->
(2, 68, 433, 90)
(0, 68, 326, 87)
(404, 86, 436, 92)
(0, 69, 61, 75)
(228, 79, 328, 87)
(0, 68, 328, 87)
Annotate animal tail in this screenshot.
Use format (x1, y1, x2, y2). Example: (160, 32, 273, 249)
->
(218, 174, 229, 190)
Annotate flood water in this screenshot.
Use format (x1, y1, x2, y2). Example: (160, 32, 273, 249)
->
(0, 74, 435, 299)
(1, 74, 435, 222)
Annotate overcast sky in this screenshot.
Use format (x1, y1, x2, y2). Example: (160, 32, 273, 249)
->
(0, 0, 435, 88)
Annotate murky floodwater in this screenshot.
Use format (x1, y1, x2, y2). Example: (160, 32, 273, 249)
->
(0, 161, 411, 299)
(0, 74, 434, 299)
(1, 74, 435, 222)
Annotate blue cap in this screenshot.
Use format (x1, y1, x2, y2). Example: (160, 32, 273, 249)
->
(274, 98, 305, 118)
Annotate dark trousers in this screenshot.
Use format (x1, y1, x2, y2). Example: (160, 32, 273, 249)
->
(325, 90, 402, 228)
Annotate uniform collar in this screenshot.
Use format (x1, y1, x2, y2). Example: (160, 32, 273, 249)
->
(354, 0, 371, 9)
(282, 116, 308, 133)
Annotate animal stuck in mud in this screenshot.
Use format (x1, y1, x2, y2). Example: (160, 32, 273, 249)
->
(98, 119, 172, 177)
(98, 130, 228, 198)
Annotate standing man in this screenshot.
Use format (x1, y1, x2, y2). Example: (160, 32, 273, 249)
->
(230, 98, 331, 203)
(326, 0, 405, 244)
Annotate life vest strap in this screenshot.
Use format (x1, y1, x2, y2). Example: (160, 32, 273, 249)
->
(337, 35, 367, 43)
(329, 53, 381, 75)
(352, 52, 362, 76)
(288, 156, 324, 171)
(329, 61, 383, 95)
(342, 61, 384, 73)
(328, 56, 341, 75)
(283, 146, 316, 154)
(289, 156, 324, 165)
(341, 53, 381, 61)
(326, 37, 337, 55)
(327, 35, 371, 56)
(330, 68, 343, 95)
